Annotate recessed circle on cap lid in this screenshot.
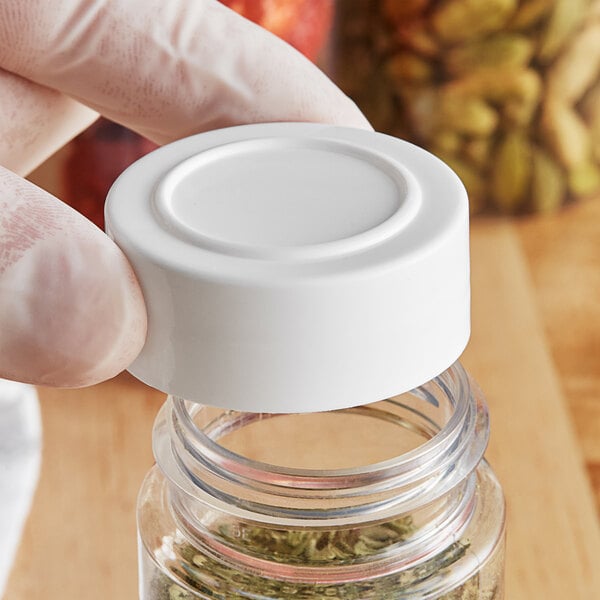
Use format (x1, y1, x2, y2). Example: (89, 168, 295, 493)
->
(152, 137, 420, 261)
(105, 123, 470, 413)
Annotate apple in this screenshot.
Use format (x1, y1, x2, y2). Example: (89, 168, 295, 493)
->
(220, 0, 334, 61)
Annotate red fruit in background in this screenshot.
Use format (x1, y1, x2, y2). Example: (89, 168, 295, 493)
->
(221, 0, 334, 61)
(220, 0, 265, 24)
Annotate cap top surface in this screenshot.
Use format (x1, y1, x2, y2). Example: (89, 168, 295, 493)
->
(153, 137, 419, 261)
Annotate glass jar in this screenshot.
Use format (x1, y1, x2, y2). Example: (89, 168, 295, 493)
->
(106, 123, 503, 599)
(137, 362, 505, 600)
(324, 0, 600, 215)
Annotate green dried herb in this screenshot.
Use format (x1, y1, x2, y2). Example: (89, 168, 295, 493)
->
(169, 585, 193, 600)
(216, 516, 416, 565)
(149, 516, 499, 599)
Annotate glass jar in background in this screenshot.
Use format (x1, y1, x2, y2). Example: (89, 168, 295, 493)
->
(323, 0, 600, 215)
(137, 363, 505, 600)
(63, 119, 157, 229)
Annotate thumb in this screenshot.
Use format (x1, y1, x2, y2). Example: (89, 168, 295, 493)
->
(0, 166, 146, 387)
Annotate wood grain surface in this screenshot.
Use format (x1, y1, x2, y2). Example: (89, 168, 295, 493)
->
(4, 166, 600, 598)
(463, 218, 600, 598)
(516, 197, 600, 513)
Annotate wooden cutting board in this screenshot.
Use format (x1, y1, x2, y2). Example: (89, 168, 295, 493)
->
(464, 220, 600, 598)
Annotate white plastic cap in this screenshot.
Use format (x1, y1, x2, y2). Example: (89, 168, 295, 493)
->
(106, 123, 469, 413)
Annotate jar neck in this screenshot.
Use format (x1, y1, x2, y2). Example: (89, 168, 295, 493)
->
(152, 362, 488, 578)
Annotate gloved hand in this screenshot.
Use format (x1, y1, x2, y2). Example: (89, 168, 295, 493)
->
(0, 0, 370, 388)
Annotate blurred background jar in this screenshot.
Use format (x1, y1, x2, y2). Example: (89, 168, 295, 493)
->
(57, 0, 600, 222)
(322, 0, 600, 215)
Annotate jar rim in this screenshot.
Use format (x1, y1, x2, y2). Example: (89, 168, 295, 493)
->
(153, 361, 489, 522)
(171, 362, 473, 483)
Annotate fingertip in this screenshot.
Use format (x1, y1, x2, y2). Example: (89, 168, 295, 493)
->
(0, 169, 147, 388)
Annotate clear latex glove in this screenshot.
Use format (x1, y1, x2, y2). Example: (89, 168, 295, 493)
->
(0, 0, 371, 387)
